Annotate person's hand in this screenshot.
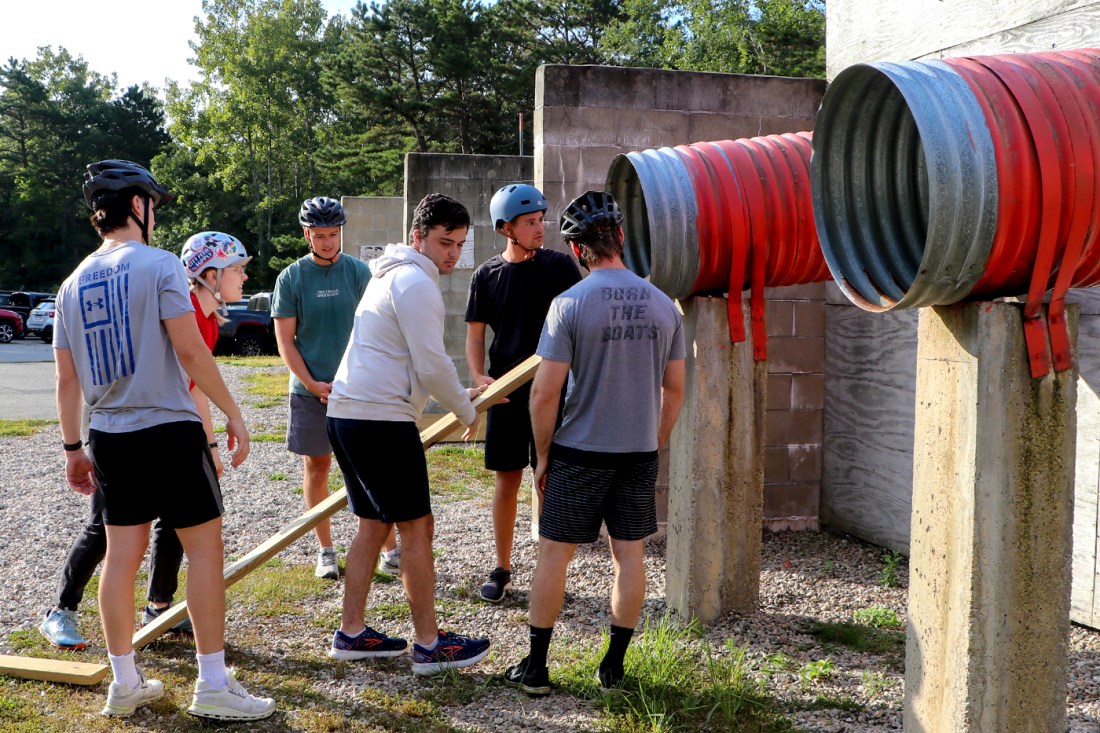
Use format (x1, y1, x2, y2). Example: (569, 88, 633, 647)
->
(473, 374, 494, 389)
(467, 384, 489, 401)
(225, 415, 251, 468)
(65, 450, 97, 495)
(462, 414, 481, 442)
(533, 458, 549, 504)
(310, 380, 333, 404)
(212, 449, 225, 478)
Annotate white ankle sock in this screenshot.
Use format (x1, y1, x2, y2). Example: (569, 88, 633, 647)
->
(419, 634, 439, 651)
(108, 650, 140, 689)
(197, 649, 228, 689)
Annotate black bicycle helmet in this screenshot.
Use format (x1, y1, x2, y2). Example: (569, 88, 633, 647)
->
(299, 196, 346, 227)
(560, 190, 623, 241)
(82, 159, 173, 211)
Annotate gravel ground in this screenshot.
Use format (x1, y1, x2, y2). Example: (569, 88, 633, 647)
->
(1, 362, 1099, 731)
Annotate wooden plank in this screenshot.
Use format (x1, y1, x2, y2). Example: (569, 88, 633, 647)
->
(0, 655, 108, 686)
(133, 354, 542, 649)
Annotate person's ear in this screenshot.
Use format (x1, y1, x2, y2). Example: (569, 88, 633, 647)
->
(570, 241, 581, 259)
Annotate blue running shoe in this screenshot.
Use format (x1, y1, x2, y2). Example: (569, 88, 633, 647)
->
(39, 609, 86, 650)
(329, 626, 408, 660)
(411, 630, 490, 676)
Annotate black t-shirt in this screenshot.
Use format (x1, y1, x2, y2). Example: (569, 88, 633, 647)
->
(465, 248, 582, 378)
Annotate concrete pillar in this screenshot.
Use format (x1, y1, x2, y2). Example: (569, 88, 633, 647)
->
(667, 296, 765, 621)
(905, 302, 1076, 733)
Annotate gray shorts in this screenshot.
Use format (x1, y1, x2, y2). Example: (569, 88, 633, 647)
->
(287, 392, 332, 456)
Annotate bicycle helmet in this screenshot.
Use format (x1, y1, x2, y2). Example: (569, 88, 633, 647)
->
(180, 232, 251, 279)
(299, 196, 346, 227)
(83, 159, 173, 211)
(560, 190, 623, 241)
(489, 184, 547, 230)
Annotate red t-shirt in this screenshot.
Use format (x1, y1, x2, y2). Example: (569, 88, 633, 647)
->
(189, 291, 219, 389)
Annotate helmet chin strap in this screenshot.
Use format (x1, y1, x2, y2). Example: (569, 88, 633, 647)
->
(129, 196, 152, 245)
(309, 244, 338, 264)
(196, 271, 226, 308)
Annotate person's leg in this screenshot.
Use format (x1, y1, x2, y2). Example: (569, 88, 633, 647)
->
(339, 516, 390, 635)
(600, 537, 646, 686)
(174, 517, 225, 656)
(147, 519, 183, 607)
(491, 469, 523, 570)
(527, 538, 577, 631)
(56, 489, 107, 611)
(99, 523, 152, 656)
(396, 514, 438, 647)
(303, 453, 334, 548)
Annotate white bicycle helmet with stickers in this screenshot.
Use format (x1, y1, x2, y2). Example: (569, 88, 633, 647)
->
(180, 231, 252, 303)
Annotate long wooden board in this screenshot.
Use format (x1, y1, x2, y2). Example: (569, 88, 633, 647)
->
(0, 355, 543, 684)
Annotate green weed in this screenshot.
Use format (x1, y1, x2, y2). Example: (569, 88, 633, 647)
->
(879, 550, 905, 588)
(0, 419, 54, 437)
(852, 606, 902, 630)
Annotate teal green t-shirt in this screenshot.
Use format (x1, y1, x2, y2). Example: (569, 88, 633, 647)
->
(271, 254, 371, 395)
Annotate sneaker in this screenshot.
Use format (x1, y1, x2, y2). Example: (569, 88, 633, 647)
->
(504, 656, 551, 697)
(478, 567, 512, 603)
(101, 670, 164, 716)
(315, 548, 340, 580)
(411, 630, 491, 676)
(329, 626, 408, 660)
(39, 609, 86, 650)
(597, 665, 625, 691)
(187, 669, 276, 722)
(378, 548, 401, 575)
(141, 604, 193, 634)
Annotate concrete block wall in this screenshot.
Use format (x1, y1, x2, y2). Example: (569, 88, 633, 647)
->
(403, 153, 534, 388)
(536, 64, 827, 527)
(340, 196, 405, 260)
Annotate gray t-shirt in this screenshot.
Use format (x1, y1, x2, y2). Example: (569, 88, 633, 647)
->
(55, 241, 200, 433)
(537, 267, 685, 453)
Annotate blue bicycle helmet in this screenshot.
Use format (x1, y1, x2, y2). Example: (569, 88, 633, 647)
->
(489, 184, 547, 230)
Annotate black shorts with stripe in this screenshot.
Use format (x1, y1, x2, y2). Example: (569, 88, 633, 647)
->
(539, 444, 659, 544)
(89, 420, 223, 528)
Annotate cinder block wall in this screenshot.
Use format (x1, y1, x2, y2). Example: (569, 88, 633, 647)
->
(403, 153, 534, 386)
(536, 64, 826, 529)
(341, 196, 404, 260)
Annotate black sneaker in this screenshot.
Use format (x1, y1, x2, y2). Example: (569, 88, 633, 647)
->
(478, 567, 512, 603)
(504, 656, 551, 696)
(597, 665, 625, 691)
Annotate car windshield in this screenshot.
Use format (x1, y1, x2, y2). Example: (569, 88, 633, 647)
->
(33, 302, 55, 313)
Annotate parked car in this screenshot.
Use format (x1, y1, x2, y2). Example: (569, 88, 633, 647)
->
(26, 299, 56, 342)
(0, 308, 25, 343)
(216, 292, 276, 356)
(7, 291, 56, 329)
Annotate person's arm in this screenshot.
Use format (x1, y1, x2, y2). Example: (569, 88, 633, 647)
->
(529, 357, 570, 498)
(658, 358, 686, 450)
(190, 384, 225, 477)
(164, 314, 250, 467)
(54, 347, 96, 495)
(274, 316, 332, 402)
(465, 321, 492, 388)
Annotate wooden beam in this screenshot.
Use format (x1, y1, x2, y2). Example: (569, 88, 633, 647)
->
(0, 655, 109, 686)
(0, 354, 543, 683)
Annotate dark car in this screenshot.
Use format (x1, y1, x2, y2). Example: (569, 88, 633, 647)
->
(7, 291, 56, 329)
(0, 308, 25, 343)
(216, 292, 276, 356)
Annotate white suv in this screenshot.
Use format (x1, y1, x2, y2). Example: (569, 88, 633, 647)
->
(26, 300, 56, 343)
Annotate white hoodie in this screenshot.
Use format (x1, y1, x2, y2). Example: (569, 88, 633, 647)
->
(327, 244, 476, 426)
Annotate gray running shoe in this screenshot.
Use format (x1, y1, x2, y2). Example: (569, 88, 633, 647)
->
(101, 670, 164, 716)
(187, 670, 276, 722)
(315, 547, 340, 580)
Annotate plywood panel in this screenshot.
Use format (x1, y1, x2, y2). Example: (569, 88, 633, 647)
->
(1072, 317, 1100, 627)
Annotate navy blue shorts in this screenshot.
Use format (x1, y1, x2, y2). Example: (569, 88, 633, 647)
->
(538, 444, 659, 544)
(89, 420, 223, 528)
(327, 417, 430, 523)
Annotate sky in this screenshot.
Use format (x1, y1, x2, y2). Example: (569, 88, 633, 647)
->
(0, 0, 362, 92)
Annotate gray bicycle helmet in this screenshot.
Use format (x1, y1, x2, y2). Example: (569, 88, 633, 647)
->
(560, 190, 623, 241)
(83, 159, 173, 211)
(299, 196, 346, 227)
(489, 184, 547, 230)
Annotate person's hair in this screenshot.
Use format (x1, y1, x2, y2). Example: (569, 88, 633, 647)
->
(88, 188, 145, 237)
(410, 193, 470, 241)
(572, 224, 623, 267)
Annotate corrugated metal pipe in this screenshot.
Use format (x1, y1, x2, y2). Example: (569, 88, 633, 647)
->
(606, 133, 830, 360)
(812, 49, 1100, 378)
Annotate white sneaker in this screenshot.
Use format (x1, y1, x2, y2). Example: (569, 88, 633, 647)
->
(315, 547, 339, 579)
(187, 669, 276, 721)
(378, 548, 401, 575)
(101, 669, 164, 716)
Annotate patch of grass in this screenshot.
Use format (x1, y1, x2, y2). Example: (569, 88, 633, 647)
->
(328, 470, 344, 491)
(371, 601, 413, 622)
(217, 355, 284, 368)
(268, 472, 288, 481)
(426, 445, 493, 502)
(227, 565, 333, 618)
(860, 671, 895, 699)
(243, 370, 288, 399)
(879, 550, 905, 588)
(252, 431, 285, 442)
(805, 620, 905, 655)
(819, 559, 834, 575)
(801, 693, 863, 712)
(0, 419, 54, 437)
(852, 605, 902, 630)
(251, 399, 283, 409)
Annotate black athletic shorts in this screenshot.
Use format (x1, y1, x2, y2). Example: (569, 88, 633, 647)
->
(327, 417, 431, 522)
(484, 383, 535, 472)
(538, 444, 659, 544)
(89, 420, 223, 528)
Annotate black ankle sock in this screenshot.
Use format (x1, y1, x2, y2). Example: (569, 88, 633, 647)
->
(527, 625, 554, 669)
(600, 624, 635, 674)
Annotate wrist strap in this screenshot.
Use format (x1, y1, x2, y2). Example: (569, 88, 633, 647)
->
(208, 442, 218, 449)
(63, 439, 83, 452)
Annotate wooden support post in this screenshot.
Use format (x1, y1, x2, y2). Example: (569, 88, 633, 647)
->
(666, 297, 765, 622)
(1, 355, 541, 685)
(905, 303, 1076, 732)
